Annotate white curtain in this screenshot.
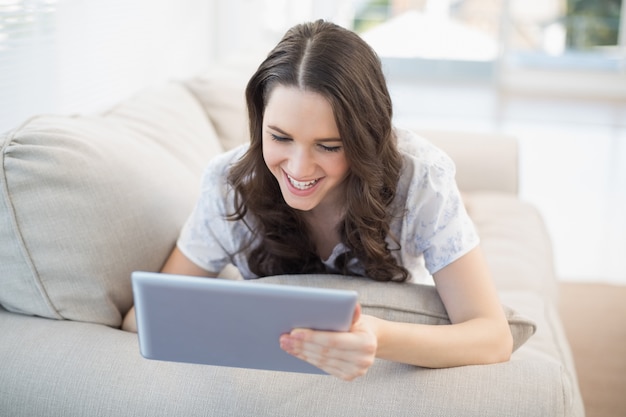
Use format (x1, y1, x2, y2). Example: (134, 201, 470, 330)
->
(0, 0, 215, 133)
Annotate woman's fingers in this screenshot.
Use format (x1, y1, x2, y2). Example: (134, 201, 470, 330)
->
(290, 329, 375, 357)
(294, 349, 371, 381)
(279, 314, 377, 381)
(351, 303, 362, 325)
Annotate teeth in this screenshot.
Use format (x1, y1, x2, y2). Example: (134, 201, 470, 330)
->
(288, 175, 319, 190)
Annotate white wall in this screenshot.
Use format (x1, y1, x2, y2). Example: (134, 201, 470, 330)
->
(0, 0, 215, 133)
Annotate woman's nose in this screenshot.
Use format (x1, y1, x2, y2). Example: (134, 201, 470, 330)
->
(288, 147, 315, 178)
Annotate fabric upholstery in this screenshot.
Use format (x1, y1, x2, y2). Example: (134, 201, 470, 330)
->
(417, 130, 519, 194)
(464, 192, 559, 301)
(184, 66, 251, 151)
(0, 83, 222, 327)
(0, 305, 576, 417)
(254, 274, 536, 353)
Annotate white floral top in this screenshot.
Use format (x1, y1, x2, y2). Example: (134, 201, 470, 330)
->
(177, 128, 479, 284)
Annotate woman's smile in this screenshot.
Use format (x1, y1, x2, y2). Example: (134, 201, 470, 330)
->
(285, 171, 322, 192)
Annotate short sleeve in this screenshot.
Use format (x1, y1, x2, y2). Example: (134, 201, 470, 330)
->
(395, 130, 480, 274)
(176, 146, 248, 274)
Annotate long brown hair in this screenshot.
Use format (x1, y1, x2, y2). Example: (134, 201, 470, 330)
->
(227, 20, 408, 282)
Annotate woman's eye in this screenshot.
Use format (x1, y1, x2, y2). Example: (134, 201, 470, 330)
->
(270, 133, 291, 142)
(319, 144, 342, 153)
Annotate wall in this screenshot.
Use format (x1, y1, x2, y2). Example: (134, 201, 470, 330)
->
(0, 0, 215, 133)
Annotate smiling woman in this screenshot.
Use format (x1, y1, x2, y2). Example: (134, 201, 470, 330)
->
(124, 20, 514, 381)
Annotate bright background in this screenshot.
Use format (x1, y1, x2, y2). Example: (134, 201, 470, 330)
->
(1, 0, 624, 284)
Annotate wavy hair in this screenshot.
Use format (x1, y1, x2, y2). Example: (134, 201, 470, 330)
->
(227, 20, 408, 282)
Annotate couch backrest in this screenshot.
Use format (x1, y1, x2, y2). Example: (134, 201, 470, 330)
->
(0, 82, 223, 326)
(417, 129, 519, 194)
(183, 65, 252, 151)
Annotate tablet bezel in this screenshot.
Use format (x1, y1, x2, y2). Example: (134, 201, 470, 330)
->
(131, 271, 358, 374)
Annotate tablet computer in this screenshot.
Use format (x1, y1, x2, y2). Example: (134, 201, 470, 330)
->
(131, 271, 358, 374)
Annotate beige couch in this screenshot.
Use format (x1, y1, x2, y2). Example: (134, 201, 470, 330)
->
(0, 66, 584, 417)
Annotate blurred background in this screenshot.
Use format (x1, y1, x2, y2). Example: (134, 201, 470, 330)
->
(1, 0, 625, 285)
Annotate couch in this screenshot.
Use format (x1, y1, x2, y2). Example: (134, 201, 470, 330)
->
(0, 65, 584, 417)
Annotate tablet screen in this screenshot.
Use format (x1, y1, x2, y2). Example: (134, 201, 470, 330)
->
(131, 271, 358, 374)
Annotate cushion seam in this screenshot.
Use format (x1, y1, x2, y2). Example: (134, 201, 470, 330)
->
(362, 303, 449, 320)
(0, 124, 63, 319)
(545, 302, 576, 416)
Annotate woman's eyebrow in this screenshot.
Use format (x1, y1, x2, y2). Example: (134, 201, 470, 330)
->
(267, 125, 341, 142)
(268, 125, 291, 136)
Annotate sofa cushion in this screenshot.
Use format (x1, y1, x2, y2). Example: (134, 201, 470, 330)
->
(463, 192, 558, 301)
(0, 303, 579, 417)
(419, 130, 519, 194)
(0, 82, 222, 327)
(254, 274, 536, 353)
(184, 66, 252, 151)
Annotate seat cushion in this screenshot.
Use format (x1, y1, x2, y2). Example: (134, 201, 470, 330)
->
(0, 82, 222, 327)
(0, 303, 581, 417)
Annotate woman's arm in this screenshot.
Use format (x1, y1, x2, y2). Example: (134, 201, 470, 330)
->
(160, 246, 218, 277)
(279, 246, 513, 379)
(374, 246, 513, 367)
(121, 247, 217, 332)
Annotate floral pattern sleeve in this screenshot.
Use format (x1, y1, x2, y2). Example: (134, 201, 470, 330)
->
(392, 129, 480, 278)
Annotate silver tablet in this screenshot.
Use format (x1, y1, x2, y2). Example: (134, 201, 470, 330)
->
(131, 271, 358, 374)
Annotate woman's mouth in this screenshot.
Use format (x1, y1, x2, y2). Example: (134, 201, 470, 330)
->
(286, 173, 320, 190)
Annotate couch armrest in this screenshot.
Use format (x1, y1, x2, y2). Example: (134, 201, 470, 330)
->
(415, 129, 519, 195)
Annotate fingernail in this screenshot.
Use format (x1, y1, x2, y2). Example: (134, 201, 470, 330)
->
(280, 338, 293, 351)
(291, 330, 306, 340)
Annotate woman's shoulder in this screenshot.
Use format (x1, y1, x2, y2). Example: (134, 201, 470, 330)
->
(394, 127, 456, 189)
(205, 143, 248, 171)
(197, 145, 248, 203)
(200, 144, 249, 184)
(394, 127, 455, 172)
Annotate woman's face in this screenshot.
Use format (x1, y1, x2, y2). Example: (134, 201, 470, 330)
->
(262, 85, 349, 213)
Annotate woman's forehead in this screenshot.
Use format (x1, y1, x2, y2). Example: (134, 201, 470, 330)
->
(263, 85, 340, 139)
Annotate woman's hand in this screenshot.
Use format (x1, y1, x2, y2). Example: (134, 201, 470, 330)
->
(279, 304, 379, 381)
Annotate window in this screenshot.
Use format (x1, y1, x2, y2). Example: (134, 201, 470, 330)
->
(503, 0, 624, 70)
(0, 0, 214, 134)
(346, 0, 625, 94)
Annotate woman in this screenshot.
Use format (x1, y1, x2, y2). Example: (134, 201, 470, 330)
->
(123, 20, 513, 381)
